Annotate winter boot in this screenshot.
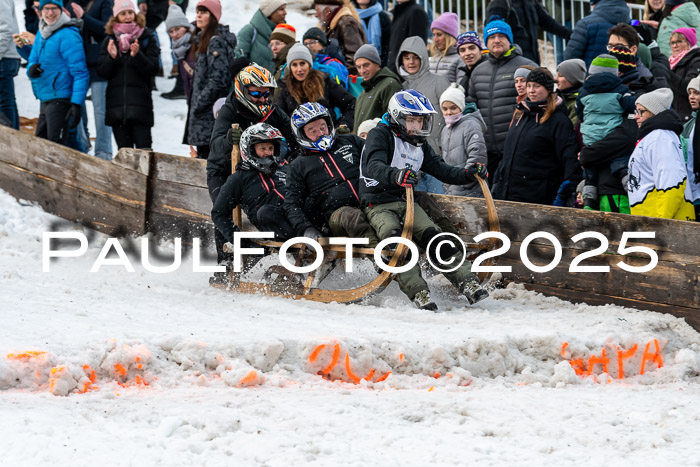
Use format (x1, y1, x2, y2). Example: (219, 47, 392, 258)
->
(582, 185, 599, 211)
(209, 261, 233, 286)
(168, 64, 178, 79)
(161, 73, 185, 100)
(412, 289, 438, 311)
(461, 280, 489, 305)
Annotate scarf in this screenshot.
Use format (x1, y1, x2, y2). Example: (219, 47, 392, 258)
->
(113, 22, 145, 54)
(669, 46, 696, 70)
(39, 13, 73, 39)
(444, 113, 462, 126)
(357, 3, 383, 56)
(172, 32, 192, 60)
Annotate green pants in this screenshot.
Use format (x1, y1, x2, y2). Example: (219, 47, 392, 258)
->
(328, 206, 380, 247)
(599, 194, 630, 214)
(364, 201, 478, 300)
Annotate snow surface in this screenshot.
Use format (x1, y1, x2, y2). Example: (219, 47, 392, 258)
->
(4, 0, 700, 465)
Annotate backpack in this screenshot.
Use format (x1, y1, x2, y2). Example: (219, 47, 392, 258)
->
(347, 75, 364, 98)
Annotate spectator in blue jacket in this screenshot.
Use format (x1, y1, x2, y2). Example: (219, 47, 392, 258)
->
(25, 0, 89, 147)
(563, 0, 630, 66)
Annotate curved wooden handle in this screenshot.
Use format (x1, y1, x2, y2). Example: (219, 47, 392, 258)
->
(475, 174, 500, 284)
(231, 123, 241, 228)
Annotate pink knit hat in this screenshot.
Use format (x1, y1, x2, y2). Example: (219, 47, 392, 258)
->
(113, 0, 136, 17)
(431, 12, 459, 39)
(673, 27, 697, 47)
(196, 0, 222, 22)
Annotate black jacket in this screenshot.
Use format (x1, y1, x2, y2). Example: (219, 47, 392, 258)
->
(284, 135, 365, 235)
(97, 28, 160, 127)
(211, 166, 288, 243)
(493, 98, 581, 204)
(208, 97, 298, 178)
(276, 74, 356, 129)
(457, 55, 487, 96)
(621, 61, 660, 97)
(387, 0, 429, 73)
(359, 124, 470, 206)
(486, 0, 571, 64)
(65, 0, 112, 79)
(579, 118, 637, 196)
(671, 48, 700, 122)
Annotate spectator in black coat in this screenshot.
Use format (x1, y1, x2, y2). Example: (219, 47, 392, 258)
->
(352, 0, 391, 68)
(97, 0, 160, 149)
(386, 0, 428, 73)
(486, 0, 571, 64)
(276, 44, 356, 132)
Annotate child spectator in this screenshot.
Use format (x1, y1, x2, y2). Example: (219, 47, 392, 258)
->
(576, 54, 637, 209)
(628, 87, 695, 220)
(98, 0, 160, 150)
(356, 117, 380, 138)
(439, 84, 487, 197)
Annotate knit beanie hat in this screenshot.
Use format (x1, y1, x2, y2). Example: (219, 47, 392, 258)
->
(165, 4, 190, 31)
(483, 19, 513, 46)
(303, 27, 329, 47)
(354, 44, 381, 65)
(40, 0, 63, 9)
(287, 43, 313, 66)
(439, 83, 466, 111)
(431, 12, 459, 39)
(588, 54, 619, 75)
(112, 0, 136, 16)
(260, 0, 287, 17)
(196, 0, 221, 22)
(456, 31, 483, 50)
(357, 118, 381, 136)
(608, 45, 637, 74)
(673, 27, 698, 47)
(514, 66, 531, 80)
(556, 58, 586, 86)
(636, 87, 674, 115)
(527, 67, 554, 92)
(270, 23, 296, 45)
(688, 76, 700, 92)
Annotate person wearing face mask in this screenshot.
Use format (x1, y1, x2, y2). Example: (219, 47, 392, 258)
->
(439, 84, 487, 197)
(492, 68, 581, 205)
(627, 87, 695, 220)
(276, 43, 356, 132)
(455, 31, 486, 96)
(22, 0, 89, 148)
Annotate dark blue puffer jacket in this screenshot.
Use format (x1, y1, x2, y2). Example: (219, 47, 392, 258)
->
(27, 20, 89, 105)
(563, 0, 630, 67)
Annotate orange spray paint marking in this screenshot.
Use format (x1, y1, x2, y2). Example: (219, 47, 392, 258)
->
(428, 386, 434, 392)
(239, 370, 258, 386)
(83, 365, 97, 383)
(375, 371, 391, 382)
(569, 359, 586, 376)
(114, 363, 127, 377)
(48, 366, 66, 393)
(640, 339, 663, 375)
(321, 343, 341, 375)
(6, 351, 47, 360)
(560, 342, 570, 358)
(136, 363, 143, 370)
(398, 353, 404, 362)
(433, 373, 441, 379)
(616, 344, 638, 379)
(309, 344, 327, 363)
(586, 348, 610, 376)
(344, 352, 375, 384)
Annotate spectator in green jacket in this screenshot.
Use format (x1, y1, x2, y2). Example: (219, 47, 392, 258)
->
(352, 44, 402, 133)
(238, 0, 287, 73)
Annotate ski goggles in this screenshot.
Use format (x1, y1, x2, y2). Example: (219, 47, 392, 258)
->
(249, 90, 272, 99)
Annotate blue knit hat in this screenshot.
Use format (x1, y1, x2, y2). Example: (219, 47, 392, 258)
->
(456, 31, 483, 50)
(40, 0, 63, 8)
(483, 19, 513, 45)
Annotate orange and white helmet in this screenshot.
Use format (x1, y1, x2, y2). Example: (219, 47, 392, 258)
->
(234, 63, 277, 118)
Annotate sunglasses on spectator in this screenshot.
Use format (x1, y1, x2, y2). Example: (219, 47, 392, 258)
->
(249, 90, 272, 99)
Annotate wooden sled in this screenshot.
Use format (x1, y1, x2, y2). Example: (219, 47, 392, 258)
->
(212, 177, 501, 304)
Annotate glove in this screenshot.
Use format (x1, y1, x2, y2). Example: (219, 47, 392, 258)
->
(227, 126, 243, 146)
(632, 22, 654, 46)
(336, 124, 351, 134)
(303, 226, 322, 241)
(552, 180, 576, 207)
(395, 168, 418, 188)
(465, 162, 487, 180)
(28, 63, 43, 78)
(65, 104, 82, 129)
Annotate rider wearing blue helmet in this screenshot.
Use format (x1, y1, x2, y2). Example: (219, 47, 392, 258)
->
(284, 102, 380, 245)
(360, 89, 490, 310)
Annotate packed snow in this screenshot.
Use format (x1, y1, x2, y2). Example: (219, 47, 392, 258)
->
(3, 0, 700, 465)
